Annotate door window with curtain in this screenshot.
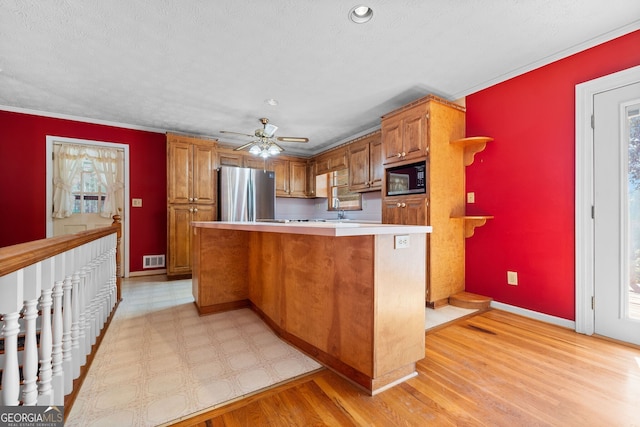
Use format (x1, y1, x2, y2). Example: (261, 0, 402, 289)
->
(52, 143, 124, 224)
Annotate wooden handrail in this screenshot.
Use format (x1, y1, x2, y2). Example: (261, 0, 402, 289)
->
(0, 216, 122, 278)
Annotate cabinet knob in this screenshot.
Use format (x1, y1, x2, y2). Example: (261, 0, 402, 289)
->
(189, 197, 193, 202)
(401, 152, 406, 157)
(396, 153, 402, 158)
(401, 202, 406, 208)
(189, 208, 193, 212)
(193, 208, 198, 213)
(193, 197, 198, 202)
(425, 146, 430, 154)
(396, 202, 402, 208)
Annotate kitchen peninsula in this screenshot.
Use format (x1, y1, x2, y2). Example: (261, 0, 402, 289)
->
(191, 221, 431, 394)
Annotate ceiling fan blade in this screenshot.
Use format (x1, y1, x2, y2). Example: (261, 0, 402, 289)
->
(221, 130, 255, 138)
(234, 141, 256, 151)
(276, 136, 309, 143)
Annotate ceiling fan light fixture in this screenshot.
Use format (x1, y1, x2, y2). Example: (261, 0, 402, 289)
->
(249, 144, 261, 155)
(268, 145, 281, 156)
(349, 5, 373, 24)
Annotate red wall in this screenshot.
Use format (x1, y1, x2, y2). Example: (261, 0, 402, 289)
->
(0, 111, 167, 272)
(465, 30, 640, 320)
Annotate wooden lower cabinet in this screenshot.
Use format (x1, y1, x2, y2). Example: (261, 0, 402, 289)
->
(382, 196, 428, 225)
(167, 204, 215, 277)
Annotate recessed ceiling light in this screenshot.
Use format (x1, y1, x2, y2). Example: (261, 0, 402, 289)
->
(265, 98, 279, 106)
(349, 5, 373, 24)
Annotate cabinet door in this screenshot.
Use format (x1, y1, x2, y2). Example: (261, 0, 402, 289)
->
(329, 148, 348, 170)
(382, 199, 404, 224)
(269, 159, 290, 196)
(192, 144, 216, 204)
(315, 155, 331, 175)
(289, 161, 308, 198)
(167, 141, 192, 204)
(306, 161, 316, 197)
(403, 110, 428, 161)
(192, 204, 216, 222)
(167, 204, 193, 276)
(348, 141, 370, 191)
(403, 196, 428, 225)
(217, 151, 244, 168)
(369, 136, 383, 190)
(381, 116, 404, 164)
(244, 155, 269, 170)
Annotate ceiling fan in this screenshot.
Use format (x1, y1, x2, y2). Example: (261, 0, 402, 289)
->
(220, 118, 309, 158)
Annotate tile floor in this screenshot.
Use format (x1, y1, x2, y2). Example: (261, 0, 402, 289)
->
(65, 276, 321, 427)
(64, 275, 475, 426)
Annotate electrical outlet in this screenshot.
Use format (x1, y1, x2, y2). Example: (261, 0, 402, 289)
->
(394, 235, 410, 249)
(132, 198, 143, 207)
(507, 271, 518, 285)
(467, 192, 475, 203)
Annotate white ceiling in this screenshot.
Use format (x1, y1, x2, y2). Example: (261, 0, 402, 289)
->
(1, 1, 639, 156)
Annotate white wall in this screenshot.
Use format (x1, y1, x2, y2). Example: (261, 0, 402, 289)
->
(275, 192, 382, 222)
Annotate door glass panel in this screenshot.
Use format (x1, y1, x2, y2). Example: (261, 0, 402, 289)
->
(627, 103, 640, 320)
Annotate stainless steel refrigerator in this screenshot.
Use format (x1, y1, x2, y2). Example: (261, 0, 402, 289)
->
(218, 166, 276, 221)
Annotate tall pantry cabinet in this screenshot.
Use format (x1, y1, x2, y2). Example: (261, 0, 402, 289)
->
(167, 133, 217, 278)
(381, 95, 466, 307)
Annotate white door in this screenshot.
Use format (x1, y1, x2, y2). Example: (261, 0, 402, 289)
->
(593, 81, 640, 345)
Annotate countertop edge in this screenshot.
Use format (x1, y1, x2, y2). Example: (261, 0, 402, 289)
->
(191, 221, 432, 237)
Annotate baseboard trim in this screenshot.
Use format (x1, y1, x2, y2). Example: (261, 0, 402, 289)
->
(490, 301, 576, 330)
(129, 269, 167, 277)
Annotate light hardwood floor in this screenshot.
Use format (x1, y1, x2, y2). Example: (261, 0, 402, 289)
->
(169, 309, 640, 426)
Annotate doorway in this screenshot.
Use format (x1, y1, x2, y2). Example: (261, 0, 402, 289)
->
(45, 136, 130, 277)
(576, 65, 640, 345)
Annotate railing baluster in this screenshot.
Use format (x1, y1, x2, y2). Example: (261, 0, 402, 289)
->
(62, 249, 74, 395)
(0, 270, 24, 406)
(71, 255, 81, 379)
(38, 256, 55, 405)
(51, 253, 65, 405)
(0, 217, 120, 410)
(22, 262, 42, 406)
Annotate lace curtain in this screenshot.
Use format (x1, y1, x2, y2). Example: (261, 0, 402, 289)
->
(52, 143, 124, 219)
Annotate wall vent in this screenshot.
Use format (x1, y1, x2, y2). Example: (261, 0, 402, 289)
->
(143, 255, 165, 269)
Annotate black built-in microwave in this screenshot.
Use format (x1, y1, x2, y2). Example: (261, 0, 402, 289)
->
(385, 161, 427, 196)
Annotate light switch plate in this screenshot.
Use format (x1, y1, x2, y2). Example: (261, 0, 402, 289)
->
(132, 198, 143, 207)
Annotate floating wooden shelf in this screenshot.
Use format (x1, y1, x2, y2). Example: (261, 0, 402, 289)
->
(450, 215, 494, 238)
(451, 136, 494, 166)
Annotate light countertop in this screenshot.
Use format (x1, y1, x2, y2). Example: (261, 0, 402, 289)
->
(191, 221, 432, 237)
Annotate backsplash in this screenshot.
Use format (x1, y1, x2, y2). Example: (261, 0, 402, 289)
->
(275, 192, 382, 222)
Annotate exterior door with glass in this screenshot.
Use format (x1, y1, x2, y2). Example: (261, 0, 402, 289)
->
(593, 81, 640, 345)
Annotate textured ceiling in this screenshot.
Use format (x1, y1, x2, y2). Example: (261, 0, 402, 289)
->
(1, 1, 639, 156)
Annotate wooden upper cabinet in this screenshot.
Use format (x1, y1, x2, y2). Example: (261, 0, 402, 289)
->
(316, 146, 348, 175)
(348, 131, 382, 192)
(167, 134, 217, 205)
(269, 158, 290, 196)
(192, 144, 216, 204)
(216, 149, 244, 168)
(244, 155, 269, 170)
(289, 160, 308, 198)
(167, 139, 192, 204)
(381, 102, 429, 164)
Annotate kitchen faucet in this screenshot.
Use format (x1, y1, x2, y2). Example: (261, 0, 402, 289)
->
(333, 198, 345, 220)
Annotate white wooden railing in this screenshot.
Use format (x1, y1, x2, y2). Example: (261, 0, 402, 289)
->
(0, 217, 121, 409)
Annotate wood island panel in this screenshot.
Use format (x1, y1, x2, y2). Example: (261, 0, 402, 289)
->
(191, 222, 427, 394)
